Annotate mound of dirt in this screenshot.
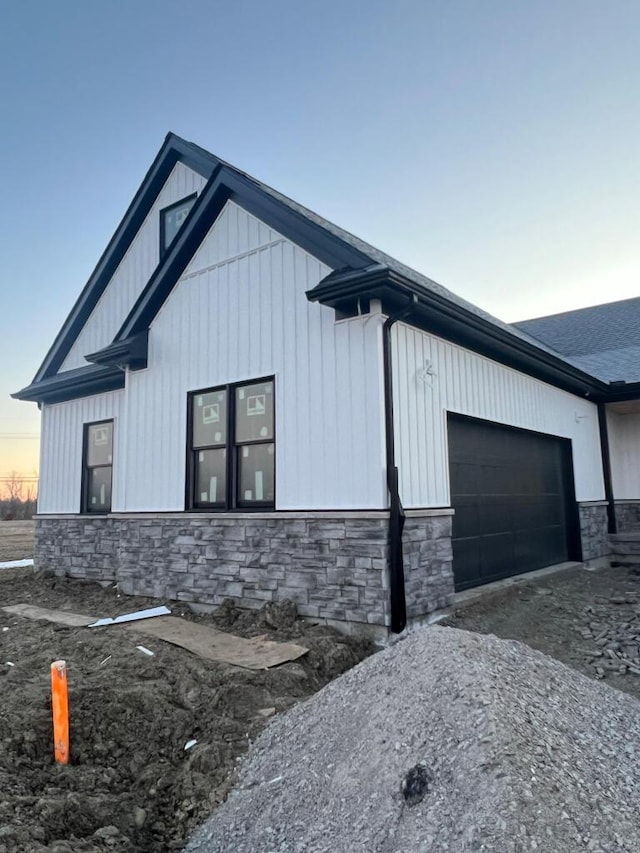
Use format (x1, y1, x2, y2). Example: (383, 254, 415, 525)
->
(0, 568, 373, 852)
(186, 626, 640, 853)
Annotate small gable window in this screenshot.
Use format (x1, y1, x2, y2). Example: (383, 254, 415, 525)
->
(160, 193, 197, 254)
(82, 420, 114, 513)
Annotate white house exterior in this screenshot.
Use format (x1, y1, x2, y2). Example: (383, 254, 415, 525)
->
(15, 134, 640, 635)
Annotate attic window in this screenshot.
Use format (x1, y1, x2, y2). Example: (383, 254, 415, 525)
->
(160, 193, 197, 253)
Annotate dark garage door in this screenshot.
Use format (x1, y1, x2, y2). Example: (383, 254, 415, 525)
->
(448, 414, 580, 591)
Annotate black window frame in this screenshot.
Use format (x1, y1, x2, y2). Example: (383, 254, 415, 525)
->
(81, 419, 114, 514)
(186, 377, 276, 511)
(159, 192, 198, 256)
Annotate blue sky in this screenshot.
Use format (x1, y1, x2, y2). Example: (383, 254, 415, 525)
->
(2, 0, 640, 476)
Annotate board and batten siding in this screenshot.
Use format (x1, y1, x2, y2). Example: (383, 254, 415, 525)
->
(58, 163, 207, 372)
(38, 201, 387, 513)
(607, 410, 640, 499)
(38, 390, 124, 514)
(122, 201, 387, 511)
(391, 323, 605, 508)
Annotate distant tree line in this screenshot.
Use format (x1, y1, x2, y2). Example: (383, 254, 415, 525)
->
(0, 472, 38, 520)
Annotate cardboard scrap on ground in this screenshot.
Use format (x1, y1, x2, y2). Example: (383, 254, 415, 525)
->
(132, 616, 308, 669)
(2, 603, 93, 628)
(1, 604, 308, 670)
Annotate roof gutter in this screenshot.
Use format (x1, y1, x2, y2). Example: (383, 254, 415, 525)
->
(382, 294, 418, 634)
(12, 364, 125, 404)
(307, 266, 609, 400)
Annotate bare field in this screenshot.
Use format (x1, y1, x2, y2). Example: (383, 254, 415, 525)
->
(0, 520, 35, 562)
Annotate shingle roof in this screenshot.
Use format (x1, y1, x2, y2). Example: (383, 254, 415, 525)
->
(514, 297, 640, 383)
(192, 139, 560, 358)
(19, 133, 632, 402)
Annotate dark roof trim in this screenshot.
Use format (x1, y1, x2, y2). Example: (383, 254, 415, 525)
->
(307, 266, 610, 399)
(22, 136, 373, 405)
(599, 381, 640, 403)
(34, 134, 217, 383)
(85, 330, 148, 371)
(12, 365, 125, 405)
(115, 164, 371, 341)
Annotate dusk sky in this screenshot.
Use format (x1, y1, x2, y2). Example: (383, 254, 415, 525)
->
(2, 0, 640, 483)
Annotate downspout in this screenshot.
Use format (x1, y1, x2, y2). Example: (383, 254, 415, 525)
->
(597, 401, 617, 534)
(382, 295, 417, 633)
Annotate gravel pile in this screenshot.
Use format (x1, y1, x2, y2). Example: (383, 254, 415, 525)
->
(185, 626, 640, 853)
(578, 593, 640, 679)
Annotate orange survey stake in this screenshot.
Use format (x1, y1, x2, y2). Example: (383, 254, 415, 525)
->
(51, 660, 69, 764)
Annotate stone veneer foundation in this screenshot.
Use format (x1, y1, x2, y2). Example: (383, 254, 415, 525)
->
(35, 510, 456, 636)
(403, 510, 455, 618)
(578, 502, 611, 561)
(614, 501, 640, 533)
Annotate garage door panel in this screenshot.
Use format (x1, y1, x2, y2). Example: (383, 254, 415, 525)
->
(513, 528, 564, 571)
(480, 533, 516, 579)
(478, 498, 514, 535)
(453, 502, 482, 538)
(450, 538, 481, 588)
(510, 496, 563, 529)
(451, 462, 479, 495)
(480, 464, 514, 495)
(448, 414, 579, 591)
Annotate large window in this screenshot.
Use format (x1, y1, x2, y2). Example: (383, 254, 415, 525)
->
(187, 379, 275, 510)
(159, 193, 197, 254)
(82, 421, 113, 513)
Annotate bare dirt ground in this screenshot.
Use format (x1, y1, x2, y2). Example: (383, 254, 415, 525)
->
(4, 520, 639, 851)
(0, 563, 372, 852)
(442, 563, 640, 702)
(0, 520, 35, 562)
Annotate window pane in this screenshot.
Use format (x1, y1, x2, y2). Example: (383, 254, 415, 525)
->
(195, 448, 227, 506)
(235, 381, 274, 443)
(193, 390, 227, 448)
(238, 443, 274, 505)
(87, 422, 113, 467)
(87, 467, 112, 512)
(163, 197, 196, 249)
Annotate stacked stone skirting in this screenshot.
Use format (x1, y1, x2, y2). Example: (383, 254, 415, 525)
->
(37, 500, 596, 631)
(402, 511, 455, 618)
(35, 511, 457, 635)
(578, 502, 610, 561)
(614, 501, 640, 533)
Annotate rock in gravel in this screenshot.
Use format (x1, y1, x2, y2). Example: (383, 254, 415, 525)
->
(578, 597, 640, 678)
(185, 627, 640, 853)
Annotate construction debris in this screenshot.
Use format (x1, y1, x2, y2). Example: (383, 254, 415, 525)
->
(87, 605, 171, 627)
(0, 559, 34, 569)
(3, 603, 93, 628)
(133, 616, 308, 669)
(4, 602, 308, 670)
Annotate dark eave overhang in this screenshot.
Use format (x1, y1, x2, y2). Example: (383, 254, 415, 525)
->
(17, 148, 373, 406)
(85, 330, 148, 371)
(307, 265, 610, 400)
(599, 381, 640, 403)
(12, 365, 125, 405)
(33, 134, 217, 384)
(115, 164, 371, 341)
